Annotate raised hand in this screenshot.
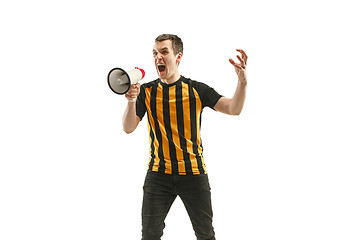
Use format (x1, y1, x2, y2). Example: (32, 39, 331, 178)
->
(125, 82, 140, 102)
(229, 49, 248, 84)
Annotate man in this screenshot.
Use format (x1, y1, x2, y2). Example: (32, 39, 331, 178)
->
(122, 34, 247, 240)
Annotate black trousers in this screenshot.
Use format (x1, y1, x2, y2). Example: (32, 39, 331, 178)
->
(142, 171, 216, 240)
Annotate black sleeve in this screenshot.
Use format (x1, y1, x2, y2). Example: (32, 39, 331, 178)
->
(194, 81, 223, 110)
(136, 84, 146, 120)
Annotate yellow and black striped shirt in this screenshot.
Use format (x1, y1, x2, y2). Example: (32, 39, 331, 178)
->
(136, 76, 222, 175)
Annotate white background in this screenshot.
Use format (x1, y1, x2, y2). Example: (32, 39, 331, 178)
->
(1, 0, 359, 239)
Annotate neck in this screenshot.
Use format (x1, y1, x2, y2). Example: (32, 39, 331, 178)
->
(160, 72, 181, 85)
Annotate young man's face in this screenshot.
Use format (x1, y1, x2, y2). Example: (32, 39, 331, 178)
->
(153, 40, 182, 81)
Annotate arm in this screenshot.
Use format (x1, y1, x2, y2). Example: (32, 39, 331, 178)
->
(122, 83, 141, 134)
(214, 49, 248, 115)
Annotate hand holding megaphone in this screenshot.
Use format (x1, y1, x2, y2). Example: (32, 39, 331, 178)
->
(107, 67, 145, 96)
(124, 82, 140, 102)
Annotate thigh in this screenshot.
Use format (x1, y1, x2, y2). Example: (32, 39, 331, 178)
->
(178, 175, 215, 240)
(179, 189, 214, 230)
(142, 172, 177, 239)
(142, 190, 177, 220)
(142, 171, 177, 219)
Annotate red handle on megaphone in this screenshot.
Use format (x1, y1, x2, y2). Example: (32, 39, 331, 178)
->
(135, 67, 145, 79)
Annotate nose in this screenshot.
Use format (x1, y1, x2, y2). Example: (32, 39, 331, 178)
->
(156, 54, 163, 61)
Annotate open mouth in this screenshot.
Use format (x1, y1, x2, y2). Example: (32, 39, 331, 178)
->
(158, 64, 166, 73)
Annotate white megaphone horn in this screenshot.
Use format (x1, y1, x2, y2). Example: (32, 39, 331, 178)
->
(107, 67, 145, 95)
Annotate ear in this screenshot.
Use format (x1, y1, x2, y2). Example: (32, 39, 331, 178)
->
(176, 52, 183, 65)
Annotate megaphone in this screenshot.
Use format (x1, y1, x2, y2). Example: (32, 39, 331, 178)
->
(107, 67, 145, 95)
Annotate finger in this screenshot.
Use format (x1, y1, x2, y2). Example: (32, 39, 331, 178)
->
(129, 90, 139, 96)
(229, 59, 245, 71)
(131, 87, 140, 93)
(127, 92, 137, 98)
(229, 58, 237, 67)
(238, 49, 248, 64)
(236, 55, 246, 69)
(236, 49, 247, 57)
(236, 55, 245, 66)
(132, 83, 139, 89)
(236, 64, 246, 70)
(132, 82, 139, 86)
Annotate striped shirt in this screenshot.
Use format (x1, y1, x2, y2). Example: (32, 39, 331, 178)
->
(136, 76, 222, 175)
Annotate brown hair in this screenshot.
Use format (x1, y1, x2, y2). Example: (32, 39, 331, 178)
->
(155, 34, 183, 55)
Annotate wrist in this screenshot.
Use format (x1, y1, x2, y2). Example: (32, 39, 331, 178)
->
(125, 94, 137, 102)
(238, 71, 247, 82)
(238, 78, 247, 87)
(127, 98, 137, 104)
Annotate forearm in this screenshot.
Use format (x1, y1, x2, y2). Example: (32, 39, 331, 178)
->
(229, 79, 247, 115)
(122, 101, 138, 134)
(227, 49, 248, 115)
